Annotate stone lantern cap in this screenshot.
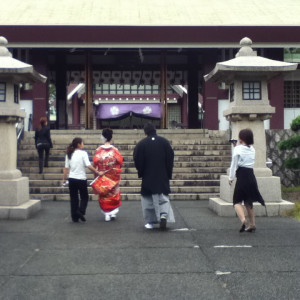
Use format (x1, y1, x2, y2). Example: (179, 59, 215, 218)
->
(0, 36, 46, 83)
(204, 37, 298, 83)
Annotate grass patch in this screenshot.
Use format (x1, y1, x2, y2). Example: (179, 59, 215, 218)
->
(283, 202, 300, 221)
(282, 185, 300, 220)
(282, 185, 300, 193)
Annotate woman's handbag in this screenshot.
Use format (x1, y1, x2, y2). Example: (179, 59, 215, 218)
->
(90, 175, 117, 196)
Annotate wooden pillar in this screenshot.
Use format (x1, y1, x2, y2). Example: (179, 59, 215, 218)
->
(85, 50, 93, 129)
(72, 94, 80, 127)
(56, 52, 67, 129)
(187, 53, 199, 128)
(268, 77, 284, 129)
(31, 50, 49, 129)
(202, 49, 219, 130)
(181, 93, 188, 127)
(160, 51, 168, 128)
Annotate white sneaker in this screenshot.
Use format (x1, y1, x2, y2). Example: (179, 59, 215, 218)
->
(105, 214, 111, 222)
(145, 223, 154, 229)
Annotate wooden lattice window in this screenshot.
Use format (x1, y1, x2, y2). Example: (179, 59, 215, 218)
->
(284, 81, 300, 108)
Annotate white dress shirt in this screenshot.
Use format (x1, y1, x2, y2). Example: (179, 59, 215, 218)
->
(229, 144, 255, 180)
(65, 149, 91, 180)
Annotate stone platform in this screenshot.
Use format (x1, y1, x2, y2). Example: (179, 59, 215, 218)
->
(209, 174, 295, 217)
(209, 197, 295, 217)
(0, 199, 41, 219)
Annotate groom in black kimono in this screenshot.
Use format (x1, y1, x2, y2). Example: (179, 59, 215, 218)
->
(133, 123, 175, 230)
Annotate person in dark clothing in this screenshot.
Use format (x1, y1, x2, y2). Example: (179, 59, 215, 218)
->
(133, 123, 175, 230)
(35, 117, 53, 174)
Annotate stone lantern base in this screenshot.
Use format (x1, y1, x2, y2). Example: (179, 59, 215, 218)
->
(209, 175, 295, 217)
(0, 177, 41, 220)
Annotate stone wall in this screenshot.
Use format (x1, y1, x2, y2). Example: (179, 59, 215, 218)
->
(266, 129, 300, 187)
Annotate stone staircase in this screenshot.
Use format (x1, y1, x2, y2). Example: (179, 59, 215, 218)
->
(17, 129, 231, 201)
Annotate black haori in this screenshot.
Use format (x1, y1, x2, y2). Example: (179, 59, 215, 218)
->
(233, 167, 265, 208)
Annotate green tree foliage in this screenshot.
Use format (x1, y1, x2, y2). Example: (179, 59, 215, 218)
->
(278, 135, 300, 150)
(291, 115, 300, 131)
(278, 115, 300, 169)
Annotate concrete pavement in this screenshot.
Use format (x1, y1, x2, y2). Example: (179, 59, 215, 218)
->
(1, 200, 300, 300)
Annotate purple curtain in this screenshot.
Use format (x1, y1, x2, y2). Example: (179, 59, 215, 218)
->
(96, 103, 161, 119)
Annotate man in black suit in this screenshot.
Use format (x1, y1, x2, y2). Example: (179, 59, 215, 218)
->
(133, 123, 175, 230)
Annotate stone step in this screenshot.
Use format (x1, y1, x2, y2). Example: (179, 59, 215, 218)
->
(19, 129, 228, 202)
(19, 160, 229, 168)
(25, 134, 212, 142)
(24, 128, 228, 138)
(29, 193, 219, 201)
(29, 179, 220, 187)
(24, 173, 223, 180)
(29, 185, 219, 194)
(18, 144, 231, 150)
(19, 166, 227, 174)
(17, 149, 232, 157)
(19, 137, 229, 145)
(18, 155, 231, 162)
(24, 128, 213, 138)
(22, 130, 228, 145)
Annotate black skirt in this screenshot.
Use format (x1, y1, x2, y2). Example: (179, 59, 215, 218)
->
(233, 167, 265, 208)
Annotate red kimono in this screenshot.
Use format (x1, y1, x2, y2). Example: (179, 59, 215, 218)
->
(93, 145, 123, 212)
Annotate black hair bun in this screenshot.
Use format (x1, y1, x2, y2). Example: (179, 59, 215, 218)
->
(102, 128, 113, 141)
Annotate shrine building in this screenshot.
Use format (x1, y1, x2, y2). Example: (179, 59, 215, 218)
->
(0, 0, 300, 130)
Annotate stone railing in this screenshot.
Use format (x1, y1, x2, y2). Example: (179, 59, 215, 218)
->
(266, 129, 300, 187)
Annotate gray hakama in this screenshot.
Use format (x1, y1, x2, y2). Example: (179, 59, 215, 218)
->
(141, 193, 175, 224)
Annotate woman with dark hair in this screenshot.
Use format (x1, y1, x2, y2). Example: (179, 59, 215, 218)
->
(62, 137, 101, 223)
(35, 117, 53, 174)
(229, 128, 265, 233)
(92, 128, 123, 221)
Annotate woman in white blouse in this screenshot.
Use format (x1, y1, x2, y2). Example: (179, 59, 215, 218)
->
(229, 129, 265, 233)
(62, 137, 101, 223)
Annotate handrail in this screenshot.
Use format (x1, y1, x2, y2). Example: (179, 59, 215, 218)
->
(28, 113, 32, 131)
(16, 118, 25, 144)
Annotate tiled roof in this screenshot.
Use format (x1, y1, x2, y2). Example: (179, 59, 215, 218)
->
(1, 0, 300, 26)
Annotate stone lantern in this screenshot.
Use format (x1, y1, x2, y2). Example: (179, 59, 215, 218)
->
(0, 37, 46, 219)
(204, 37, 297, 216)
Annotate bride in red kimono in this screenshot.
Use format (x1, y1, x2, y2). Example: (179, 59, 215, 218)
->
(92, 128, 123, 221)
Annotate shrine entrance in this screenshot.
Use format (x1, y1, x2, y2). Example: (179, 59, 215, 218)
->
(46, 48, 205, 130)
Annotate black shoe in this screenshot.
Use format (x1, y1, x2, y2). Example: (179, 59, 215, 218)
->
(239, 223, 246, 233)
(245, 226, 256, 233)
(160, 216, 167, 230)
(79, 215, 86, 222)
(72, 218, 79, 223)
(77, 211, 86, 222)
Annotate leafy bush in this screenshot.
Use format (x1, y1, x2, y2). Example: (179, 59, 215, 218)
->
(278, 135, 300, 150)
(285, 157, 300, 169)
(291, 115, 300, 132)
(278, 115, 300, 170)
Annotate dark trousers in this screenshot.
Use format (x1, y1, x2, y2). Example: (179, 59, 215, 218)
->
(37, 146, 50, 173)
(68, 178, 89, 221)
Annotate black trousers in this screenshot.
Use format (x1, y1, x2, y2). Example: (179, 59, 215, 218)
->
(68, 178, 89, 221)
(37, 145, 50, 173)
